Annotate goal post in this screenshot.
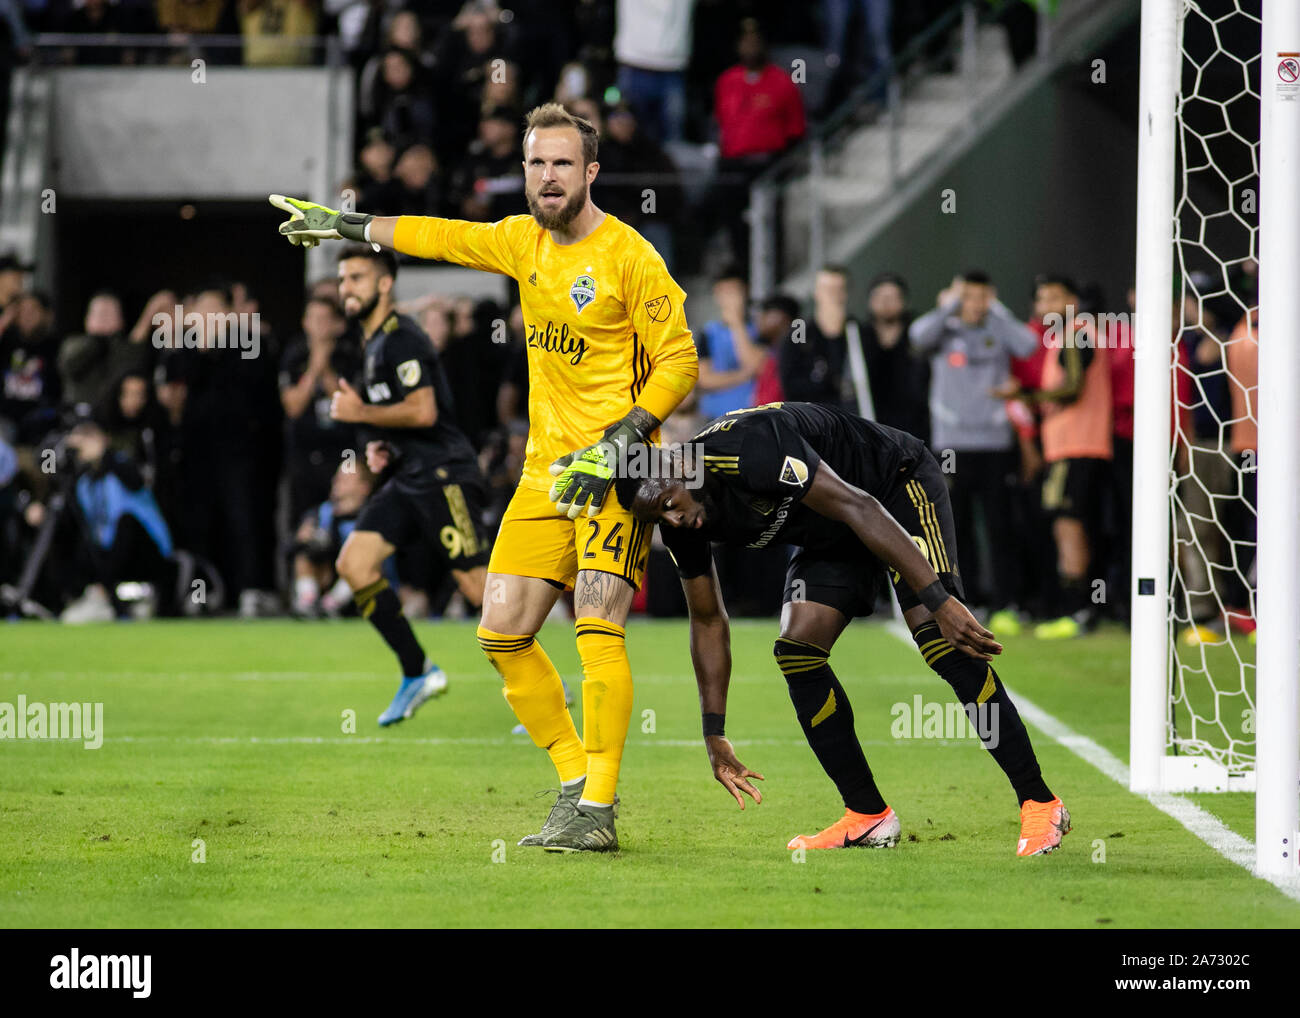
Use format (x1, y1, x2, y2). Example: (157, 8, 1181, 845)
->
(1129, 0, 1179, 797)
(1255, 0, 1300, 881)
(1132, 0, 1300, 881)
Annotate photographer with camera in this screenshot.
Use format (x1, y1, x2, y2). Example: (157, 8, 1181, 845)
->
(34, 412, 175, 623)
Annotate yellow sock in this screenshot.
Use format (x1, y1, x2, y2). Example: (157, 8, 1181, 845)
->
(477, 625, 586, 784)
(574, 617, 633, 805)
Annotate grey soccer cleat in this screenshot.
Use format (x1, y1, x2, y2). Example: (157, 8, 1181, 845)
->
(542, 803, 618, 853)
(518, 782, 584, 847)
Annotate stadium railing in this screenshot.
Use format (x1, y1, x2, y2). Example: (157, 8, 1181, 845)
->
(748, 1, 1061, 298)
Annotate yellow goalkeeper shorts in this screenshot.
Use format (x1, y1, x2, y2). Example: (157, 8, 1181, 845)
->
(487, 486, 652, 590)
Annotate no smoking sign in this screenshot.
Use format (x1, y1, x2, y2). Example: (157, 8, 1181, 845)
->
(1277, 53, 1300, 99)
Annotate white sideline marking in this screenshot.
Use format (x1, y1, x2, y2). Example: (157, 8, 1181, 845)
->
(1013, 692, 1297, 901)
(12, 638, 1295, 900)
(880, 626, 1300, 903)
(0, 671, 708, 685)
(97, 735, 897, 749)
(0, 671, 383, 682)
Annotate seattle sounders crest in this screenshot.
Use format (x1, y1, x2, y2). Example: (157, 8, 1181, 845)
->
(570, 274, 596, 313)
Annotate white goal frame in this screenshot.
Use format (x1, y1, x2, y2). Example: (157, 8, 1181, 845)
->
(1131, 0, 1299, 880)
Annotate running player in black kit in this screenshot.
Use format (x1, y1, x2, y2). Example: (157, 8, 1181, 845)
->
(616, 402, 1070, 857)
(330, 245, 491, 726)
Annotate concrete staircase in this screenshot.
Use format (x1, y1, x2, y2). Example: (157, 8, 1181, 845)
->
(778, 21, 1018, 281)
(825, 27, 1015, 212)
(757, 0, 1131, 299)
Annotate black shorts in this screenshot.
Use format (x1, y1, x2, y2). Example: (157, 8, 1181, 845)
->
(782, 450, 965, 618)
(355, 478, 492, 572)
(1041, 456, 1109, 521)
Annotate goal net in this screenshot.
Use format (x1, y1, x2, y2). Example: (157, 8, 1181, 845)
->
(1134, 0, 1299, 879)
(1167, 0, 1260, 783)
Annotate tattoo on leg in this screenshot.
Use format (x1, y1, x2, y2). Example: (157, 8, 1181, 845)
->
(576, 572, 609, 612)
(575, 571, 626, 613)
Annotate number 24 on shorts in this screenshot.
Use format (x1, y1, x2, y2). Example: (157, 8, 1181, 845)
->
(583, 520, 625, 562)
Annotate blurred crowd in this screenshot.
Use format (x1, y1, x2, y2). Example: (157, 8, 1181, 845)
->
(1, 0, 1253, 635)
(339, 0, 848, 276)
(652, 262, 1259, 641)
(0, 260, 517, 620)
(2, 1, 1033, 265)
(0, 247, 1261, 636)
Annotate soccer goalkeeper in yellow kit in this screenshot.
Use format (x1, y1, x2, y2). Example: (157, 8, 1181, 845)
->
(271, 103, 698, 852)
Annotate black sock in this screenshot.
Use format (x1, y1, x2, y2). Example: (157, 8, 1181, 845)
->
(1060, 576, 1092, 621)
(354, 578, 426, 678)
(774, 638, 888, 815)
(911, 621, 1054, 805)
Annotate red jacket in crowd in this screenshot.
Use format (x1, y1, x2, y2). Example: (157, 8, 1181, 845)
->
(1011, 318, 1051, 393)
(714, 63, 806, 160)
(1107, 319, 1135, 442)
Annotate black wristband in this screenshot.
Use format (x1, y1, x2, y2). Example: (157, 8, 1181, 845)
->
(603, 416, 649, 448)
(702, 713, 725, 738)
(918, 579, 951, 613)
(338, 212, 373, 242)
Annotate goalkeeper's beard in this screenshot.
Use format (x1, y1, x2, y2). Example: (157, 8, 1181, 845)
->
(527, 180, 588, 231)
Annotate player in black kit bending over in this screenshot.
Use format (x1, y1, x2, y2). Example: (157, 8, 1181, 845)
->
(617, 401, 1070, 856)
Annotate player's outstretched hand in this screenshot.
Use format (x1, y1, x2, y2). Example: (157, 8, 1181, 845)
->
(270, 195, 340, 249)
(934, 597, 1003, 660)
(705, 735, 764, 809)
(269, 195, 372, 249)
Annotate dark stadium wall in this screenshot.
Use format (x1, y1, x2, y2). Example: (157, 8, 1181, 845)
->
(55, 200, 304, 351)
(843, 39, 1141, 322)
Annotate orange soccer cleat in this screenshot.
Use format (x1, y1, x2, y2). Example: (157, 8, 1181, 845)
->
(1016, 797, 1071, 856)
(786, 807, 901, 850)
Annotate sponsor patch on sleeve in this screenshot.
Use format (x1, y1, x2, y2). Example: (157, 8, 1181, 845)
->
(396, 359, 422, 388)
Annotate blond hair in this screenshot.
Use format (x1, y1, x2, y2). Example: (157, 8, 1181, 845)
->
(523, 102, 598, 166)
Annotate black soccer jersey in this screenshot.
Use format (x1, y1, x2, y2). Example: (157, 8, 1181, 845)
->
(661, 402, 929, 578)
(279, 335, 362, 465)
(358, 312, 479, 490)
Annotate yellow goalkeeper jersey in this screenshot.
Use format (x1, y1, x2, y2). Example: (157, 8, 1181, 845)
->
(393, 213, 698, 492)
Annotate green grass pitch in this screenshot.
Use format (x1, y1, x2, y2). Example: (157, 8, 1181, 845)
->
(1, 618, 1296, 929)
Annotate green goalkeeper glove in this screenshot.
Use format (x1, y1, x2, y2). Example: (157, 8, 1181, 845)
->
(548, 418, 648, 519)
(269, 195, 373, 249)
